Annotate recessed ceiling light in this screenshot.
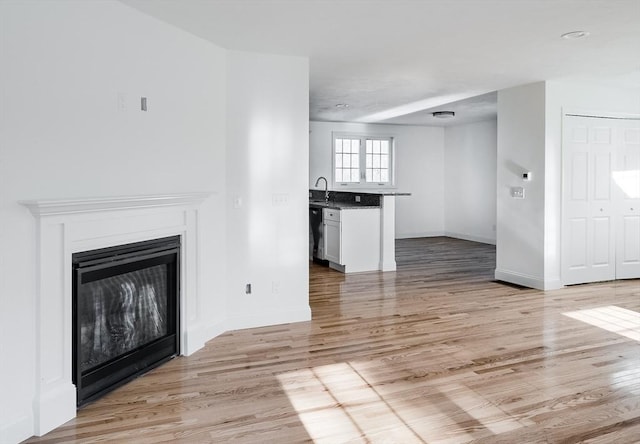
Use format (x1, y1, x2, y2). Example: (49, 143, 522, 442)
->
(561, 30, 590, 40)
(335, 103, 349, 109)
(432, 111, 455, 118)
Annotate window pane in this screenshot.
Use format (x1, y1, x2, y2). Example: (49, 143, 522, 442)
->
(351, 153, 358, 168)
(334, 135, 392, 186)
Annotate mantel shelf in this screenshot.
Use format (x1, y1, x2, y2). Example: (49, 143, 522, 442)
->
(20, 192, 212, 217)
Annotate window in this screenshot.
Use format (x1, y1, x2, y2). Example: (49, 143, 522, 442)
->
(333, 133, 394, 188)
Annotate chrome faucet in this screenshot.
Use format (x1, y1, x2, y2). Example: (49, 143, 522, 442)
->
(315, 176, 329, 203)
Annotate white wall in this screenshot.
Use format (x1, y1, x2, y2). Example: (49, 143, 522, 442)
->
(310, 121, 445, 238)
(495, 79, 640, 290)
(444, 120, 497, 244)
(544, 79, 640, 285)
(225, 51, 311, 329)
(0, 1, 310, 442)
(495, 82, 548, 289)
(0, 2, 227, 441)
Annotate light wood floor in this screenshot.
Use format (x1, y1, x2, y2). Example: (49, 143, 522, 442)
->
(26, 237, 640, 443)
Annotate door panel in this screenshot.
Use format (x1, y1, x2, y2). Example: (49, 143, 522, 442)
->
(593, 153, 612, 201)
(562, 116, 616, 285)
(615, 121, 640, 279)
(567, 218, 587, 270)
(621, 216, 640, 262)
(571, 153, 588, 200)
(592, 216, 611, 267)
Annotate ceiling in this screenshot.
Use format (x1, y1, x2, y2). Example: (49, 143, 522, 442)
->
(120, 0, 640, 126)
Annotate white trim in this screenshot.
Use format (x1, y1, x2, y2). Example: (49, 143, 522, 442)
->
(20, 192, 211, 216)
(0, 415, 32, 444)
(21, 192, 211, 436)
(495, 268, 563, 291)
(562, 108, 640, 121)
(331, 132, 396, 189)
(444, 231, 497, 245)
(224, 306, 312, 332)
(395, 231, 446, 239)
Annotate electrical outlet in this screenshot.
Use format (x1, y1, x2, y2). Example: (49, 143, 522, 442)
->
(355, 195, 361, 202)
(511, 186, 525, 199)
(272, 193, 289, 206)
(245, 283, 252, 294)
(272, 281, 280, 294)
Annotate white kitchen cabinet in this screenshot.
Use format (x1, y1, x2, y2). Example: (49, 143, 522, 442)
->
(323, 209, 341, 263)
(323, 207, 380, 273)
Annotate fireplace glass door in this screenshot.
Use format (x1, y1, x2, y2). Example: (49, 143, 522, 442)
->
(73, 236, 180, 406)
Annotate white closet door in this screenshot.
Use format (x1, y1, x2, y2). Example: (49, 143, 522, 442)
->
(562, 116, 616, 285)
(615, 121, 640, 279)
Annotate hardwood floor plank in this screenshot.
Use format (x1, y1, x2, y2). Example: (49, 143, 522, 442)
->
(24, 237, 640, 443)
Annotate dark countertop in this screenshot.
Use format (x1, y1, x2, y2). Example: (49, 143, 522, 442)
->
(366, 192, 411, 196)
(309, 201, 380, 210)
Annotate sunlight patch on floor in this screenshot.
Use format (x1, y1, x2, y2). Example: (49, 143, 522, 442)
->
(436, 382, 526, 435)
(276, 360, 528, 443)
(277, 362, 424, 442)
(563, 305, 640, 342)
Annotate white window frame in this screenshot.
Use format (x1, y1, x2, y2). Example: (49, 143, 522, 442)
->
(332, 132, 396, 189)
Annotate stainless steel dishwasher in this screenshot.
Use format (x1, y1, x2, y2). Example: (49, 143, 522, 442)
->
(309, 206, 325, 261)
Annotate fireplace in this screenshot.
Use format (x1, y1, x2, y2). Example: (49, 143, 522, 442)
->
(21, 193, 210, 435)
(72, 236, 180, 406)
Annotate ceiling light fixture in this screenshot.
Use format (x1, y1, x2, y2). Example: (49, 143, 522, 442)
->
(561, 30, 590, 40)
(432, 111, 455, 118)
(335, 103, 349, 109)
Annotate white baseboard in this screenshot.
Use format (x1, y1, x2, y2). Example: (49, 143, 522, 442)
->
(395, 231, 445, 239)
(495, 269, 563, 291)
(204, 318, 228, 344)
(224, 306, 312, 332)
(34, 382, 76, 436)
(444, 231, 496, 245)
(183, 317, 234, 355)
(0, 414, 32, 444)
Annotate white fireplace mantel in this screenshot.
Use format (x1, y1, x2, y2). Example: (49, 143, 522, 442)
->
(20, 192, 211, 436)
(21, 193, 211, 217)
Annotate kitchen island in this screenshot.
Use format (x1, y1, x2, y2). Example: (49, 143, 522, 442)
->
(309, 190, 410, 273)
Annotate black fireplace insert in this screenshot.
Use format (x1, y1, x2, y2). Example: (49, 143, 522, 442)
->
(72, 236, 180, 406)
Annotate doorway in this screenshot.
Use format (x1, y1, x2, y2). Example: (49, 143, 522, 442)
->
(562, 114, 640, 285)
